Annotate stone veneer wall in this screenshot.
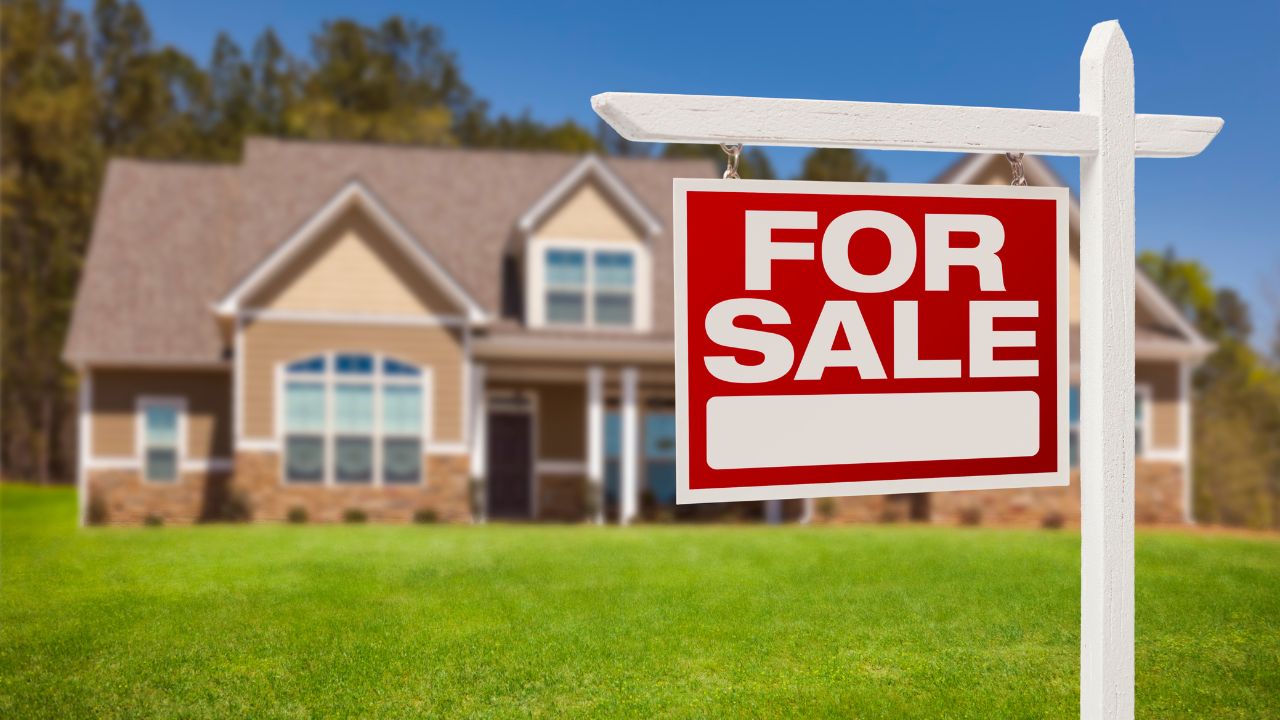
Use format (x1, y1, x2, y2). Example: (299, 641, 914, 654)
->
(87, 453, 472, 525)
(87, 469, 234, 525)
(816, 461, 1186, 527)
(230, 452, 471, 523)
(537, 474, 588, 521)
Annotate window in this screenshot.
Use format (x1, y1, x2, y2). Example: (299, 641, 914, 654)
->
(282, 353, 428, 485)
(643, 411, 677, 505)
(1068, 384, 1150, 468)
(140, 398, 183, 482)
(537, 243, 641, 329)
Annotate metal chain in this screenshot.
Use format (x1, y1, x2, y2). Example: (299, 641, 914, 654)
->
(1006, 152, 1028, 186)
(721, 143, 743, 179)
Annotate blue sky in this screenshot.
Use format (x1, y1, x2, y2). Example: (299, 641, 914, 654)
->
(77, 0, 1279, 348)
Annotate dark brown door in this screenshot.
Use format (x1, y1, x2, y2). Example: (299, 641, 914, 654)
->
(487, 411, 533, 519)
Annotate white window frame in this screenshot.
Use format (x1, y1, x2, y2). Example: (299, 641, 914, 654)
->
(1135, 382, 1152, 459)
(136, 396, 186, 484)
(276, 351, 433, 487)
(526, 238, 651, 332)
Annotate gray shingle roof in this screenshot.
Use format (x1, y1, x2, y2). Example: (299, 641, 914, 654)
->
(64, 138, 716, 364)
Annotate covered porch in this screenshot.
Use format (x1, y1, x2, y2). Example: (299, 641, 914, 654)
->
(468, 358, 805, 524)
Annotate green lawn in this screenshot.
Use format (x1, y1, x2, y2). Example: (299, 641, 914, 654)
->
(1, 484, 1277, 718)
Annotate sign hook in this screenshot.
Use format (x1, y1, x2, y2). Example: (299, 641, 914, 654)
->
(1005, 152, 1029, 186)
(721, 143, 743, 179)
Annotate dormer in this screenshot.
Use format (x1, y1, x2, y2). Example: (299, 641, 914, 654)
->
(517, 156, 662, 332)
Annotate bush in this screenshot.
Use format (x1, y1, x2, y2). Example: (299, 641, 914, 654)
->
(958, 506, 983, 526)
(1041, 511, 1065, 530)
(86, 496, 108, 526)
(413, 507, 438, 524)
(286, 506, 308, 524)
(343, 508, 367, 524)
(222, 492, 252, 523)
(816, 498, 836, 521)
(143, 514, 164, 527)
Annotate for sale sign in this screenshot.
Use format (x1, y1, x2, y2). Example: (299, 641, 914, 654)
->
(674, 179, 1070, 504)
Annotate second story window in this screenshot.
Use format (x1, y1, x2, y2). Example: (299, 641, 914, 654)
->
(538, 242, 640, 330)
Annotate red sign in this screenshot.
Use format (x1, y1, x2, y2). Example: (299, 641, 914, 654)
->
(674, 179, 1069, 504)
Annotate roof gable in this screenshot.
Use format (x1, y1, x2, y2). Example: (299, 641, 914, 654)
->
(215, 180, 487, 323)
(518, 155, 662, 239)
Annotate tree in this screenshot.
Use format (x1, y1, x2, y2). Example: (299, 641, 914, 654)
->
(1, 0, 102, 483)
(797, 147, 885, 182)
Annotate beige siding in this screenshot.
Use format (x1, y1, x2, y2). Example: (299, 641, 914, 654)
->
(241, 320, 465, 442)
(532, 180, 643, 242)
(248, 207, 461, 317)
(1137, 360, 1181, 450)
(92, 369, 231, 458)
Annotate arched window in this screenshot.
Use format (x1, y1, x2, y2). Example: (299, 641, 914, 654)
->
(281, 352, 431, 486)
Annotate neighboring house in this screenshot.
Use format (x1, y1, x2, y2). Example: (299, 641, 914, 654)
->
(64, 139, 1212, 526)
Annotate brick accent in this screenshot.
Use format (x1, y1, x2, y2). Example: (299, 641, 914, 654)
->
(816, 461, 1186, 527)
(537, 474, 587, 521)
(86, 469, 233, 525)
(229, 452, 472, 523)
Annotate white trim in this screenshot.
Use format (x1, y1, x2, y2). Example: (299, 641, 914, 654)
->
(136, 396, 187, 484)
(586, 365, 605, 525)
(536, 459, 588, 476)
(180, 458, 234, 473)
(83, 456, 235, 473)
(77, 368, 91, 527)
(620, 367, 639, 524)
(526, 237, 653, 333)
(429, 442, 470, 456)
(238, 438, 280, 452)
(234, 316, 245, 447)
(1135, 382, 1153, 458)
(473, 335, 673, 363)
(70, 359, 229, 370)
(84, 457, 142, 470)
(1179, 360, 1195, 523)
(214, 180, 487, 324)
(239, 309, 466, 327)
(517, 155, 662, 238)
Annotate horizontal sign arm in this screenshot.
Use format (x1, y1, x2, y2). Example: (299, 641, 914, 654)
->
(592, 92, 1222, 158)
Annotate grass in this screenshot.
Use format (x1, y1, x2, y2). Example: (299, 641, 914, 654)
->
(1, 484, 1277, 718)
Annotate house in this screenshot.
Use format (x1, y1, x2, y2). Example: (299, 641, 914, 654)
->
(64, 138, 1212, 526)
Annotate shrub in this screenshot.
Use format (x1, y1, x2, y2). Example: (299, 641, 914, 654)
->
(222, 492, 252, 523)
(958, 506, 983, 526)
(343, 508, 368, 524)
(817, 497, 837, 521)
(86, 496, 108, 526)
(879, 506, 903, 523)
(286, 506, 308, 524)
(1041, 511, 1065, 530)
(413, 508, 438, 524)
(143, 514, 164, 527)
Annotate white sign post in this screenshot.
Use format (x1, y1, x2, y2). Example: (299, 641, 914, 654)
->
(593, 20, 1220, 719)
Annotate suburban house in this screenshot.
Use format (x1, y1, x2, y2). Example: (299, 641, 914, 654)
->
(64, 138, 1213, 526)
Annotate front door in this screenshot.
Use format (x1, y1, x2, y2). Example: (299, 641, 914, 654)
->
(487, 410, 533, 520)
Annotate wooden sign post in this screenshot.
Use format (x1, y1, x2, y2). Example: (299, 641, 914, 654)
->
(592, 20, 1220, 719)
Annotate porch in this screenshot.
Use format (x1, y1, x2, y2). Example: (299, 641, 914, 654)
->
(470, 360, 805, 524)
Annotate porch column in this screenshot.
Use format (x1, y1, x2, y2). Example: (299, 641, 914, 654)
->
(469, 362, 487, 524)
(620, 366, 640, 525)
(586, 365, 604, 525)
